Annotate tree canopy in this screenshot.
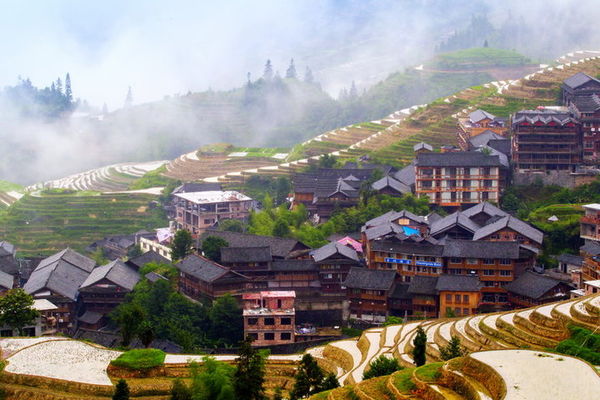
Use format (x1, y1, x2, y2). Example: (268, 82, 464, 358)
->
(201, 236, 229, 263)
(170, 229, 194, 262)
(0, 289, 39, 335)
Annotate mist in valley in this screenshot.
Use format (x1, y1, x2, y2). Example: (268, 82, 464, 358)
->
(2, 0, 600, 185)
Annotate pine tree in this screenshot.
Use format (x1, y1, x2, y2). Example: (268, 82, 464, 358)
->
(124, 86, 133, 108)
(65, 73, 73, 103)
(170, 229, 193, 262)
(412, 326, 427, 366)
(263, 59, 274, 81)
(349, 81, 358, 99)
(233, 336, 267, 400)
(285, 58, 297, 79)
(290, 354, 324, 399)
(304, 66, 314, 83)
(440, 335, 467, 361)
(113, 379, 130, 400)
(56, 77, 63, 94)
(170, 378, 192, 400)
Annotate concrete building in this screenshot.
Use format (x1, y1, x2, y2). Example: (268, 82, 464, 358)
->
(242, 291, 295, 346)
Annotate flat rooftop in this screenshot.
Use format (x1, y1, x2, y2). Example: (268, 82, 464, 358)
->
(583, 203, 600, 211)
(174, 190, 252, 204)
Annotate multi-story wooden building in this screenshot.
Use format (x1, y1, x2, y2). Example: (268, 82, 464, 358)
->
(174, 191, 254, 236)
(505, 271, 573, 308)
(570, 93, 600, 163)
(242, 291, 296, 346)
(457, 109, 507, 151)
(343, 267, 396, 323)
(312, 241, 361, 295)
(511, 108, 582, 173)
(415, 151, 507, 208)
(436, 275, 482, 317)
(176, 254, 250, 300)
(561, 72, 600, 106)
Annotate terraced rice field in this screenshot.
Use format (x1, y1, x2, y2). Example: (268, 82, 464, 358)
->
(0, 193, 168, 257)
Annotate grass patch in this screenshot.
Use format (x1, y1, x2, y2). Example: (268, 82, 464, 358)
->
(392, 368, 416, 393)
(129, 165, 180, 190)
(0, 180, 23, 192)
(555, 326, 600, 365)
(111, 349, 166, 370)
(414, 362, 443, 382)
(430, 47, 530, 70)
(310, 390, 331, 400)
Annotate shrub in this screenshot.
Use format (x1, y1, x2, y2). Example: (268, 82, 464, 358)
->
(111, 349, 166, 370)
(363, 355, 402, 380)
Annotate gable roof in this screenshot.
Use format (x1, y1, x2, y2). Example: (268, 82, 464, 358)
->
(220, 246, 272, 263)
(198, 230, 309, 258)
(312, 242, 359, 263)
(407, 276, 438, 296)
(0, 241, 15, 257)
(80, 260, 140, 291)
(363, 210, 425, 230)
(435, 275, 482, 292)
(393, 162, 416, 187)
(571, 94, 600, 112)
(429, 212, 481, 237)
(371, 240, 444, 256)
(372, 176, 412, 194)
(416, 152, 504, 167)
(127, 251, 170, 270)
(563, 72, 600, 90)
(270, 259, 318, 272)
(555, 254, 584, 267)
(0, 269, 13, 290)
(442, 239, 521, 259)
(413, 142, 433, 152)
(504, 271, 573, 299)
(462, 202, 508, 220)
(23, 248, 96, 301)
(469, 130, 505, 148)
(580, 240, 600, 256)
(342, 267, 395, 290)
(176, 254, 232, 283)
(472, 215, 543, 244)
(469, 109, 496, 123)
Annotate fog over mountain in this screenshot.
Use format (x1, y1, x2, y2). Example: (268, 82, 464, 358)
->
(1, 0, 600, 184)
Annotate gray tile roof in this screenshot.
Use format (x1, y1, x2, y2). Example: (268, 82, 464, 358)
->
(363, 210, 424, 230)
(221, 246, 272, 263)
(363, 222, 407, 241)
(442, 239, 521, 259)
(127, 251, 170, 270)
(580, 240, 600, 256)
(504, 271, 573, 300)
(407, 276, 438, 295)
(78, 310, 104, 324)
(342, 267, 395, 290)
(469, 109, 496, 123)
(23, 249, 96, 301)
(468, 130, 505, 148)
(512, 109, 578, 126)
(555, 254, 584, 267)
(271, 260, 318, 272)
(0, 269, 14, 290)
(389, 283, 411, 299)
(413, 142, 433, 152)
(429, 212, 481, 237)
(312, 242, 359, 263)
(462, 202, 508, 220)
(0, 241, 15, 257)
(416, 152, 504, 167)
(487, 139, 511, 156)
(393, 162, 416, 187)
(176, 254, 230, 282)
(472, 215, 543, 244)
(475, 146, 509, 167)
(571, 94, 600, 112)
(199, 231, 309, 258)
(563, 72, 599, 90)
(80, 260, 140, 291)
(371, 240, 444, 256)
(435, 274, 482, 292)
(371, 176, 412, 194)
(145, 271, 169, 283)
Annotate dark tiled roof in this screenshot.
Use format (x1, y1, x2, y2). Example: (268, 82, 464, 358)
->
(127, 251, 171, 270)
(468, 130, 504, 148)
(198, 231, 309, 258)
(580, 240, 600, 256)
(563, 72, 600, 89)
(487, 139, 511, 156)
(390, 283, 411, 299)
(435, 274, 482, 292)
(0, 241, 15, 257)
(393, 162, 416, 187)
(80, 260, 140, 291)
(271, 260, 318, 272)
(462, 202, 508, 220)
(363, 210, 424, 230)
(416, 151, 504, 167)
(555, 254, 584, 267)
(221, 246, 272, 263)
(371, 240, 444, 256)
(176, 254, 230, 282)
(512, 109, 578, 126)
(0, 270, 13, 290)
(469, 109, 496, 123)
(472, 215, 543, 244)
(442, 239, 520, 259)
(312, 242, 359, 263)
(413, 142, 433, 152)
(372, 176, 412, 194)
(145, 271, 169, 282)
(342, 267, 395, 290)
(571, 94, 600, 112)
(78, 310, 104, 325)
(407, 276, 438, 296)
(504, 271, 573, 299)
(429, 212, 481, 237)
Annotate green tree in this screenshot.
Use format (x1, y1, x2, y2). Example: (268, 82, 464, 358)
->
(320, 373, 339, 391)
(171, 229, 194, 262)
(275, 177, 291, 205)
(233, 336, 267, 400)
(445, 307, 457, 318)
(383, 316, 402, 326)
(112, 302, 146, 347)
(318, 154, 337, 169)
(209, 294, 243, 345)
(272, 218, 291, 238)
(138, 320, 155, 348)
(362, 355, 402, 380)
(439, 335, 467, 361)
(113, 379, 130, 400)
(219, 219, 245, 233)
(412, 326, 427, 367)
(170, 378, 192, 400)
(90, 247, 109, 265)
(272, 387, 283, 400)
(263, 59, 274, 81)
(127, 245, 143, 259)
(191, 357, 235, 400)
(290, 354, 326, 399)
(0, 289, 39, 336)
(201, 236, 229, 263)
(285, 58, 297, 79)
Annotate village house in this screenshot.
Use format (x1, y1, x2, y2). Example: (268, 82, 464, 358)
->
(242, 291, 296, 347)
(175, 254, 250, 301)
(457, 109, 507, 151)
(0, 241, 18, 280)
(343, 267, 396, 323)
(436, 275, 482, 317)
(125, 250, 170, 271)
(78, 260, 140, 330)
(311, 241, 362, 295)
(22, 248, 96, 333)
(415, 151, 507, 208)
(504, 270, 574, 308)
(174, 190, 254, 236)
(0, 299, 58, 337)
(0, 270, 14, 295)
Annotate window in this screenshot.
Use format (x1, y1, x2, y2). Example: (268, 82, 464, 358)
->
(277, 299, 282, 308)
(500, 270, 512, 276)
(467, 258, 478, 265)
(280, 317, 291, 325)
(454, 307, 461, 315)
(248, 318, 258, 325)
(462, 308, 469, 315)
(482, 258, 494, 265)
(500, 258, 511, 265)
(483, 269, 495, 276)
(455, 294, 461, 303)
(264, 332, 275, 341)
(463, 295, 469, 303)
(280, 332, 291, 340)
(248, 333, 258, 340)
(463, 180, 471, 187)
(484, 281, 495, 287)
(450, 257, 462, 263)
(264, 318, 275, 325)
(446, 294, 452, 303)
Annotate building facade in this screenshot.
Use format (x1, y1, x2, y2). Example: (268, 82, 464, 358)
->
(242, 291, 296, 346)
